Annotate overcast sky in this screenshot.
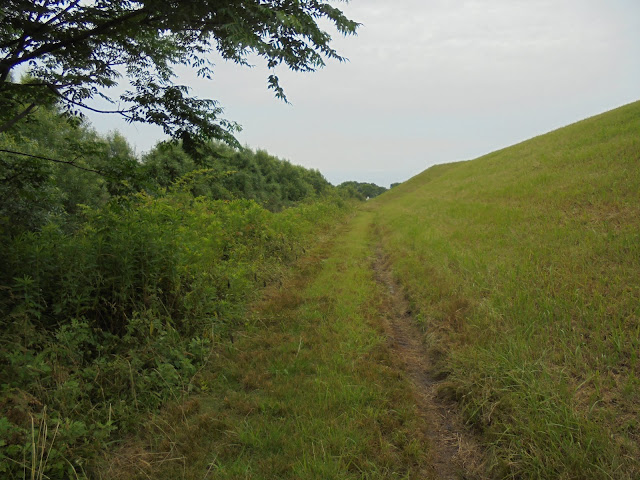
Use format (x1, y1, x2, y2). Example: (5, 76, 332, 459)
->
(88, 0, 640, 187)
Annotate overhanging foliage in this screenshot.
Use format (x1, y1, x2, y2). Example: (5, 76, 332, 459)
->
(0, 0, 358, 143)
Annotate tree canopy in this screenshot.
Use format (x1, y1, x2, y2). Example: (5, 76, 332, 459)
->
(0, 0, 357, 144)
(338, 180, 387, 199)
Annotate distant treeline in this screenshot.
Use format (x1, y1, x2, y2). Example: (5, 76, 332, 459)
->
(1, 107, 351, 240)
(337, 181, 387, 199)
(144, 142, 334, 211)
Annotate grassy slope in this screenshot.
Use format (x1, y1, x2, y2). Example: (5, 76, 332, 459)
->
(372, 101, 640, 478)
(102, 212, 434, 479)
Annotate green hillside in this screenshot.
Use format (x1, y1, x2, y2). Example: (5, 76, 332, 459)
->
(372, 100, 640, 477)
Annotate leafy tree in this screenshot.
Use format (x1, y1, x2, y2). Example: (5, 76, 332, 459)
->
(140, 142, 197, 189)
(0, 102, 142, 237)
(0, 0, 358, 145)
(140, 140, 333, 210)
(338, 180, 387, 199)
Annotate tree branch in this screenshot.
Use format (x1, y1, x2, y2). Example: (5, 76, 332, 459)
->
(46, 85, 135, 116)
(43, 0, 82, 29)
(1, 8, 150, 72)
(0, 103, 37, 133)
(0, 0, 83, 51)
(0, 148, 110, 177)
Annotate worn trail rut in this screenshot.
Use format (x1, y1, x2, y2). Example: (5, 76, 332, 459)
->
(372, 246, 483, 479)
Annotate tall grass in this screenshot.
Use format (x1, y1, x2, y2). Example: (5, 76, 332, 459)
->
(0, 189, 350, 478)
(372, 101, 640, 478)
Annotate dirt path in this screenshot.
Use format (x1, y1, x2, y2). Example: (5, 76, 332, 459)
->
(372, 246, 484, 479)
(102, 213, 485, 479)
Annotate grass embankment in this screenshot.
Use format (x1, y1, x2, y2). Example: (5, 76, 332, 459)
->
(102, 211, 433, 479)
(372, 101, 640, 478)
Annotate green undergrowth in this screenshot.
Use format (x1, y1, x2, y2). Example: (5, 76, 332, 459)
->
(0, 190, 350, 479)
(100, 211, 432, 479)
(371, 101, 640, 478)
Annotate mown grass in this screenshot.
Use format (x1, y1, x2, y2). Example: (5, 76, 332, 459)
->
(100, 212, 433, 479)
(371, 100, 640, 478)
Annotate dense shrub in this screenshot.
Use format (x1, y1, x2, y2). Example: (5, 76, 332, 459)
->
(0, 190, 348, 478)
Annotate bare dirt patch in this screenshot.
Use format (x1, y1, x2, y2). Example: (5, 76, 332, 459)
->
(372, 246, 485, 480)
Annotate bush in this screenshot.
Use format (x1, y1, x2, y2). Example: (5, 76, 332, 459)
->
(0, 190, 349, 478)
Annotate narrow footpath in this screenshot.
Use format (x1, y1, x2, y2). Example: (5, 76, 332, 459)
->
(105, 210, 483, 479)
(373, 243, 483, 479)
